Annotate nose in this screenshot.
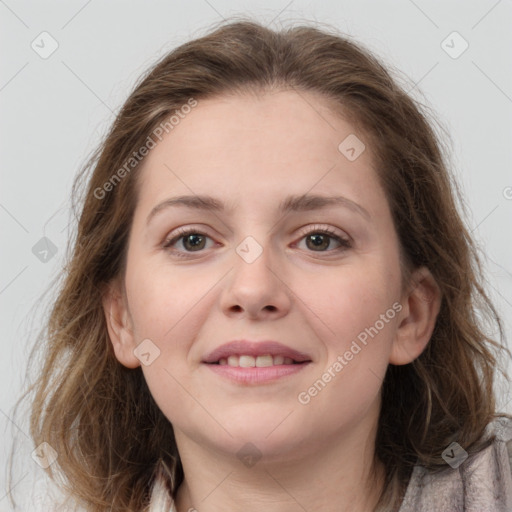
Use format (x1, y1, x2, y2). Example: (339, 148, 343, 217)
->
(220, 238, 292, 321)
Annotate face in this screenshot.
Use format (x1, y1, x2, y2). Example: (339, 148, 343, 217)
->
(107, 89, 421, 463)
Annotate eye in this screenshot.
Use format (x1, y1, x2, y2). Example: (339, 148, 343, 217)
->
(162, 224, 352, 259)
(295, 225, 352, 253)
(163, 227, 216, 257)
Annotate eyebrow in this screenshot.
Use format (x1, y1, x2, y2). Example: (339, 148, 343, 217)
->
(146, 193, 371, 225)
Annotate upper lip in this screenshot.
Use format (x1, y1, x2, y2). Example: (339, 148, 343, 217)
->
(202, 340, 312, 364)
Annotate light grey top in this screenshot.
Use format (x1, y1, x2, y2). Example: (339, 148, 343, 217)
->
(149, 417, 512, 512)
(398, 416, 512, 512)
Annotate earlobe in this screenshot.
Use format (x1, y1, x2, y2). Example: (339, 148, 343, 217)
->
(389, 267, 442, 365)
(102, 282, 141, 369)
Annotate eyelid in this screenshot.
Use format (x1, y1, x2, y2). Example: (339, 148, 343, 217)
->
(293, 224, 352, 255)
(162, 225, 215, 249)
(164, 223, 350, 241)
(295, 223, 351, 243)
(162, 223, 352, 258)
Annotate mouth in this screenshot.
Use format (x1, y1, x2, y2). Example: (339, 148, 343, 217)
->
(201, 340, 312, 366)
(205, 354, 310, 367)
(201, 340, 312, 384)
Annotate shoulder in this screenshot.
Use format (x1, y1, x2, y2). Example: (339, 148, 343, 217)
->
(495, 415, 512, 468)
(399, 416, 512, 512)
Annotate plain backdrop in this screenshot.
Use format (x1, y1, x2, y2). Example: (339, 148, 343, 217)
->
(1, 0, 511, 508)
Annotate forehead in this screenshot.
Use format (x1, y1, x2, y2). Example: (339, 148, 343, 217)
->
(135, 89, 384, 216)
(143, 89, 369, 163)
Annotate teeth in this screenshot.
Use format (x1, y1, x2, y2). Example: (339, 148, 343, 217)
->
(255, 355, 273, 367)
(239, 355, 255, 368)
(227, 355, 239, 367)
(220, 354, 297, 367)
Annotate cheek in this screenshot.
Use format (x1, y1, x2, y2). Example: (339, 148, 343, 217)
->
(124, 264, 218, 426)
(296, 280, 399, 431)
(298, 263, 400, 345)
(124, 253, 215, 341)
(295, 266, 400, 411)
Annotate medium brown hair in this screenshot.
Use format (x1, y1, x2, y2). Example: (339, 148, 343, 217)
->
(14, 18, 510, 511)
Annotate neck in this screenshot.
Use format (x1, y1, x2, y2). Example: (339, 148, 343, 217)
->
(173, 422, 386, 512)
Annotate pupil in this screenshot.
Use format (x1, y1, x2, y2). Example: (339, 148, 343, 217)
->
(186, 234, 204, 250)
(308, 234, 328, 250)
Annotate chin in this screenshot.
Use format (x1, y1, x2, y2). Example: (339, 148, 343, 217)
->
(219, 419, 305, 457)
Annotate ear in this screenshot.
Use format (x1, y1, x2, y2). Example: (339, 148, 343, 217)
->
(102, 280, 140, 369)
(389, 266, 442, 365)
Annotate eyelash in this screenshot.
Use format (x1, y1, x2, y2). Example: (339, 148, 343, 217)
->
(162, 225, 352, 259)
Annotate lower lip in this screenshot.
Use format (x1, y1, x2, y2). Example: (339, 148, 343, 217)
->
(203, 363, 310, 384)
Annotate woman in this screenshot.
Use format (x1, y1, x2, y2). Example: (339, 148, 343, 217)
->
(16, 19, 512, 512)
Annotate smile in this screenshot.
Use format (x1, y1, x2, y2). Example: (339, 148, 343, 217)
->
(212, 354, 303, 367)
(203, 358, 311, 385)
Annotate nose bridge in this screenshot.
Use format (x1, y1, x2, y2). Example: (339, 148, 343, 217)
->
(221, 232, 290, 318)
(230, 207, 275, 269)
(232, 232, 277, 290)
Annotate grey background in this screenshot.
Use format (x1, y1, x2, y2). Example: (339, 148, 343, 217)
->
(1, 1, 511, 508)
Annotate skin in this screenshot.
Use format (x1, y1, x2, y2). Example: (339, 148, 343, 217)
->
(103, 89, 441, 512)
